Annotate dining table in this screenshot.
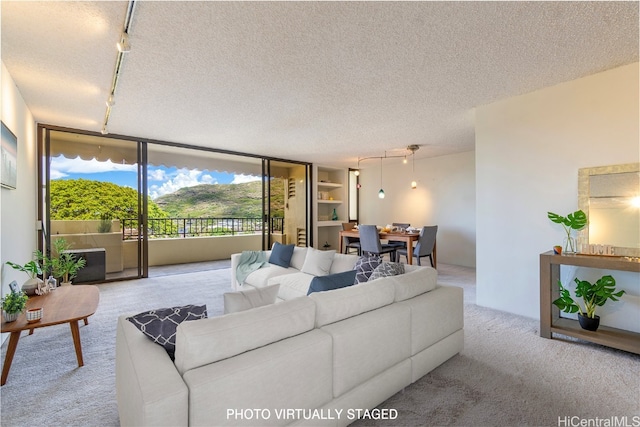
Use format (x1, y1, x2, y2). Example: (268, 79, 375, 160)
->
(338, 228, 436, 267)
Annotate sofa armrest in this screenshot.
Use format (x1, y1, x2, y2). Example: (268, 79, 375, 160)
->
(231, 251, 273, 290)
(116, 315, 189, 427)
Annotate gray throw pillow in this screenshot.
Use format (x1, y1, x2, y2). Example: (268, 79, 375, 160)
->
(353, 254, 383, 284)
(224, 284, 280, 314)
(127, 304, 207, 360)
(369, 262, 405, 281)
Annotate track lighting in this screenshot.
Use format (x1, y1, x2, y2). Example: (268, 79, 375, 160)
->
(117, 33, 131, 53)
(106, 95, 115, 107)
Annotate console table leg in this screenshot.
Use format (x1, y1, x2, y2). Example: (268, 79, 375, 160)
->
(1, 331, 21, 385)
(69, 321, 84, 367)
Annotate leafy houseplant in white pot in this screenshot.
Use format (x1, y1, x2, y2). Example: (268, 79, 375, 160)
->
(5, 256, 44, 296)
(2, 289, 28, 322)
(553, 275, 625, 331)
(547, 210, 587, 254)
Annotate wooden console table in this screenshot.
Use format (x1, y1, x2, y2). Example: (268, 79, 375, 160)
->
(539, 251, 640, 354)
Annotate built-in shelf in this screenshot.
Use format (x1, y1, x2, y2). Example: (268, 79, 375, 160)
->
(540, 251, 640, 355)
(318, 220, 342, 227)
(318, 182, 342, 188)
(314, 166, 348, 250)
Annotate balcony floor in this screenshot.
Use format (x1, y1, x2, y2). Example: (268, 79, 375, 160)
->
(105, 259, 232, 281)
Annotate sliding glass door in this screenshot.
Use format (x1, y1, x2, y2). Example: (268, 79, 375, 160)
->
(41, 128, 143, 281)
(39, 125, 311, 282)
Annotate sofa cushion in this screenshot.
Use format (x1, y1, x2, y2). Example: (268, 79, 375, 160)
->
(127, 304, 207, 360)
(289, 246, 308, 270)
(307, 270, 357, 295)
(268, 242, 295, 268)
(243, 264, 298, 289)
(353, 254, 383, 283)
(391, 266, 438, 302)
(310, 277, 395, 327)
(223, 284, 280, 314)
(301, 247, 335, 276)
(329, 253, 359, 274)
(268, 272, 314, 300)
(369, 262, 405, 281)
(174, 297, 316, 375)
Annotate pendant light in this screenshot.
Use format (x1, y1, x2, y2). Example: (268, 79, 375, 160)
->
(408, 145, 419, 189)
(411, 151, 417, 189)
(378, 157, 385, 199)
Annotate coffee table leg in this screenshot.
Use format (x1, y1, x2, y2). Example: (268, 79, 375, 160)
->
(1, 331, 21, 386)
(69, 320, 84, 367)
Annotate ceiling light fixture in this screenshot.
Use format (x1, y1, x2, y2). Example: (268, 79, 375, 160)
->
(101, 0, 136, 135)
(116, 33, 131, 53)
(378, 157, 385, 199)
(407, 144, 420, 189)
(356, 145, 421, 197)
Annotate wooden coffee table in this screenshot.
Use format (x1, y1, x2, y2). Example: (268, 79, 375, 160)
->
(1, 285, 99, 385)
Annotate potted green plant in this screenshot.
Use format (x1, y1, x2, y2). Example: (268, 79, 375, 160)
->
(50, 238, 87, 285)
(553, 275, 625, 331)
(6, 254, 44, 296)
(2, 288, 29, 322)
(547, 210, 587, 254)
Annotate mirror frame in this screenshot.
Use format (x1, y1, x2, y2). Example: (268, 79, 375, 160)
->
(578, 162, 640, 257)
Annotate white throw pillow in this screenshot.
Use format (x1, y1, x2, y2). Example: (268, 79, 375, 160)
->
(301, 248, 335, 276)
(223, 284, 280, 314)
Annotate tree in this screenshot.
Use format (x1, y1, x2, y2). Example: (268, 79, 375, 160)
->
(50, 179, 168, 220)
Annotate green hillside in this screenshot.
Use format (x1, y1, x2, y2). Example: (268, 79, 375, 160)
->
(154, 180, 285, 218)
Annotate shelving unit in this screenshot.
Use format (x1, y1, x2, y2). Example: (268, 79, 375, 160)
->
(539, 251, 640, 354)
(313, 166, 348, 250)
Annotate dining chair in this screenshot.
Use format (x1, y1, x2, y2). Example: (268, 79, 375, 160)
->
(388, 222, 411, 250)
(397, 225, 438, 267)
(358, 225, 398, 262)
(342, 222, 361, 255)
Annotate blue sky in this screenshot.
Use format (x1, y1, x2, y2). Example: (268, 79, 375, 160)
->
(50, 156, 260, 199)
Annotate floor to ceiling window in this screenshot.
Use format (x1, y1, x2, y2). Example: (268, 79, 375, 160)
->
(38, 125, 311, 282)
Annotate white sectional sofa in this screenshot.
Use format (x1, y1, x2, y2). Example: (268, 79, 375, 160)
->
(231, 247, 362, 300)
(116, 248, 464, 426)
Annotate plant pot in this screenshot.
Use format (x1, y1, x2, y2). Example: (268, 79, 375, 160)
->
(578, 314, 600, 331)
(21, 278, 43, 296)
(3, 310, 20, 322)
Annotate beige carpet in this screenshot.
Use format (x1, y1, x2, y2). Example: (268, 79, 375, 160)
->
(1, 264, 638, 427)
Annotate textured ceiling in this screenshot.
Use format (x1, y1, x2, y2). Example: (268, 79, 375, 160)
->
(1, 1, 638, 168)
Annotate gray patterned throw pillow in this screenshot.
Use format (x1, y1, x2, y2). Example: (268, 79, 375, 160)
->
(368, 262, 405, 281)
(127, 304, 207, 360)
(354, 254, 383, 284)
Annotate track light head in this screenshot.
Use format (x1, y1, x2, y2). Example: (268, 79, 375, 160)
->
(117, 33, 131, 53)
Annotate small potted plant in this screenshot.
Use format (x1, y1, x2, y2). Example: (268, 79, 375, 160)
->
(50, 238, 86, 285)
(2, 288, 29, 322)
(553, 275, 625, 331)
(6, 254, 44, 296)
(547, 210, 587, 254)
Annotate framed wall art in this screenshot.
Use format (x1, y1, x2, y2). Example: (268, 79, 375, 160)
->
(1, 121, 17, 189)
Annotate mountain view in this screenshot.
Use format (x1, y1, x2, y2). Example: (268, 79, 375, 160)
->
(155, 180, 285, 218)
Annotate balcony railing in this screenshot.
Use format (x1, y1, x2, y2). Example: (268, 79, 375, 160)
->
(121, 217, 284, 240)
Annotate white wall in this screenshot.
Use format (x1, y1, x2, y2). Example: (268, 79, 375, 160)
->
(476, 62, 639, 320)
(1, 62, 38, 306)
(358, 150, 476, 267)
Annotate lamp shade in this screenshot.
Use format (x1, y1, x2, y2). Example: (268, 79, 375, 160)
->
(378, 188, 385, 199)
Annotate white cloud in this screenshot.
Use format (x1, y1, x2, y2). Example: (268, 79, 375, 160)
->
(232, 174, 261, 184)
(149, 168, 218, 199)
(148, 169, 167, 181)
